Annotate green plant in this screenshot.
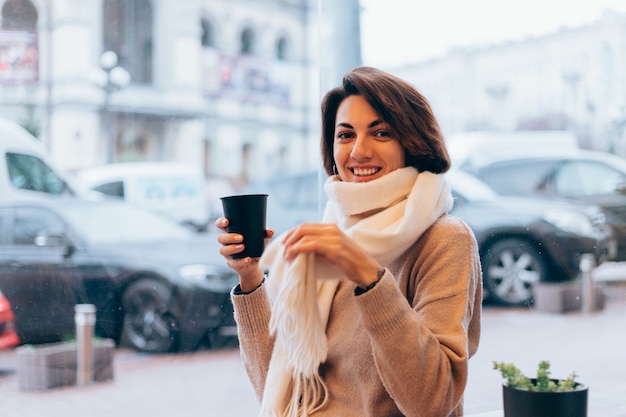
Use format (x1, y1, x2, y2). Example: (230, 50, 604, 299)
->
(493, 360, 582, 392)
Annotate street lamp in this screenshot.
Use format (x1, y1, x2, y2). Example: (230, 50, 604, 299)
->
(91, 51, 130, 163)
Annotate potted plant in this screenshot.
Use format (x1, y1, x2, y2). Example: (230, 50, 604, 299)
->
(493, 360, 588, 417)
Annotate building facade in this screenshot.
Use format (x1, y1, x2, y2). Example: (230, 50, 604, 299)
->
(0, 0, 361, 184)
(394, 10, 626, 156)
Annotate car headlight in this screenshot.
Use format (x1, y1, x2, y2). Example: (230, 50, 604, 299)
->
(543, 208, 602, 236)
(178, 264, 238, 291)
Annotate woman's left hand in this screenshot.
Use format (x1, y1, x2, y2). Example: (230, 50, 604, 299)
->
(281, 223, 382, 288)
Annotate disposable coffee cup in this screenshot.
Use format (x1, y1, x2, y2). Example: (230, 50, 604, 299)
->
(220, 194, 268, 259)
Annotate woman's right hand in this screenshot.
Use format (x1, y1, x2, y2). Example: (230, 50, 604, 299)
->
(215, 217, 274, 292)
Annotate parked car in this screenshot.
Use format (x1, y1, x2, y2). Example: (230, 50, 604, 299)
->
(458, 148, 626, 261)
(447, 169, 614, 305)
(0, 198, 238, 353)
(0, 117, 75, 200)
(0, 289, 20, 350)
(244, 169, 615, 306)
(72, 162, 212, 232)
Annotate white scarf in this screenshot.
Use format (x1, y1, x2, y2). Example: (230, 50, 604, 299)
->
(259, 167, 453, 417)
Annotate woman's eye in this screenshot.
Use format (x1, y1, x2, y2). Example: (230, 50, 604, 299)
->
(374, 130, 392, 139)
(336, 131, 353, 140)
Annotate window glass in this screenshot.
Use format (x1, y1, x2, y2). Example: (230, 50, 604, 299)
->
(92, 181, 125, 198)
(13, 207, 63, 245)
(6, 152, 67, 195)
(476, 160, 555, 196)
(556, 160, 626, 196)
(1, 1, 626, 416)
(103, 0, 153, 83)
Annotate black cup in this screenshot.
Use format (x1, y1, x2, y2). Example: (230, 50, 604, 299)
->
(220, 194, 268, 259)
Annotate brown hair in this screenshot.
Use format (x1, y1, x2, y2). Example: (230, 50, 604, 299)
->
(320, 66, 450, 176)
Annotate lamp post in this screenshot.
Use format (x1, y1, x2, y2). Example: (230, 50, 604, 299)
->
(91, 51, 130, 163)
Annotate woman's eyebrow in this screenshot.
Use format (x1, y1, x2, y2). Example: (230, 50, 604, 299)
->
(336, 119, 384, 129)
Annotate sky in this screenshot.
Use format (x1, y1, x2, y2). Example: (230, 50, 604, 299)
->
(360, 0, 626, 67)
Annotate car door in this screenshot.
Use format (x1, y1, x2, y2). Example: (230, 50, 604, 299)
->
(0, 206, 81, 343)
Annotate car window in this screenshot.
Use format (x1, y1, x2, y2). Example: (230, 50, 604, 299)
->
(93, 181, 125, 197)
(555, 160, 626, 197)
(136, 177, 202, 202)
(6, 152, 68, 195)
(13, 208, 64, 245)
(476, 159, 555, 196)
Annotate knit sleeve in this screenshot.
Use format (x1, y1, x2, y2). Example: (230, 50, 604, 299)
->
(354, 215, 482, 417)
(231, 284, 276, 402)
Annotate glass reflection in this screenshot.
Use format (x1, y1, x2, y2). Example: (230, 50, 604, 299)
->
(0, 1, 625, 416)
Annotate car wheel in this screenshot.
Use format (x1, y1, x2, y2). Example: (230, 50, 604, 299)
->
(482, 238, 548, 306)
(120, 279, 180, 353)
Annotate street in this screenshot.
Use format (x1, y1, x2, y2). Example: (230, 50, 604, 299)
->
(1, 266, 625, 417)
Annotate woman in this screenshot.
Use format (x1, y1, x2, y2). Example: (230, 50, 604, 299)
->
(216, 66, 482, 417)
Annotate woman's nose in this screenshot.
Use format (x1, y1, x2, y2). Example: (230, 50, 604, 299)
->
(350, 136, 372, 160)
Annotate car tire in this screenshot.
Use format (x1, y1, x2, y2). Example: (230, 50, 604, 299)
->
(120, 279, 180, 353)
(482, 238, 548, 306)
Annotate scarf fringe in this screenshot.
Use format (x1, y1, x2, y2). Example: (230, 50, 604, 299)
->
(269, 254, 328, 377)
(282, 373, 328, 417)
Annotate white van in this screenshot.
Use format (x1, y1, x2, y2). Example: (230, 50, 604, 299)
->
(0, 118, 75, 200)
(72, 161, 213, 231)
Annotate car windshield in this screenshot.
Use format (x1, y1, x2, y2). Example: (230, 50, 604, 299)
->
(61, 204, 193, 244)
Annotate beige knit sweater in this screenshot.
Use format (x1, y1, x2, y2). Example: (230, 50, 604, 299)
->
(232, 213, 482, 417)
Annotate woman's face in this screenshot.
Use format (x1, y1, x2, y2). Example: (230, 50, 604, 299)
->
(333, 95, 405, 183)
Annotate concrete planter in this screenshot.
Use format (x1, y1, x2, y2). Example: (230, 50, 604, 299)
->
(533, 282, 605, 313)
(15, 338, 115, 391)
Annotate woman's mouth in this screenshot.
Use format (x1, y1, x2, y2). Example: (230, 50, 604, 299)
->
(351, 167, 381, 176)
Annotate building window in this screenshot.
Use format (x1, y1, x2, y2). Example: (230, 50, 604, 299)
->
(1, 0, 37, 30)
(201, 17, 215, 48)
(276, 35, 288, 61)
(103, 0, 153, 84)
(240, 27, 255, 54)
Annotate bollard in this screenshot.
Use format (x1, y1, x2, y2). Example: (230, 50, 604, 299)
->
(579, 254, 596, 314)
(74, 304, 96, 386)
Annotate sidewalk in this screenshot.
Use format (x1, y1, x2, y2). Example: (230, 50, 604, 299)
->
(0, 276, 625, 417)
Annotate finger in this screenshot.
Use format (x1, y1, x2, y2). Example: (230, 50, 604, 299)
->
(215, 217, 229, 231)
(219, 242, 246, 258)
(216, 232, 243, 245)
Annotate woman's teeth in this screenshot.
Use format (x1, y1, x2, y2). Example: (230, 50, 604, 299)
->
(352, 167, 379, 176)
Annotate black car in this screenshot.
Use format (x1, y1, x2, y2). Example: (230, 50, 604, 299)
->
(0, 198, 238, 353)
(447, 169, 615, 305)
(458, 148, 626, 261)
(245, 170, 616, 306)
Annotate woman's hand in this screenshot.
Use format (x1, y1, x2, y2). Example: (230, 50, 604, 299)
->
(281, 223, 382, 288)
(215, 217, 275, 292)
